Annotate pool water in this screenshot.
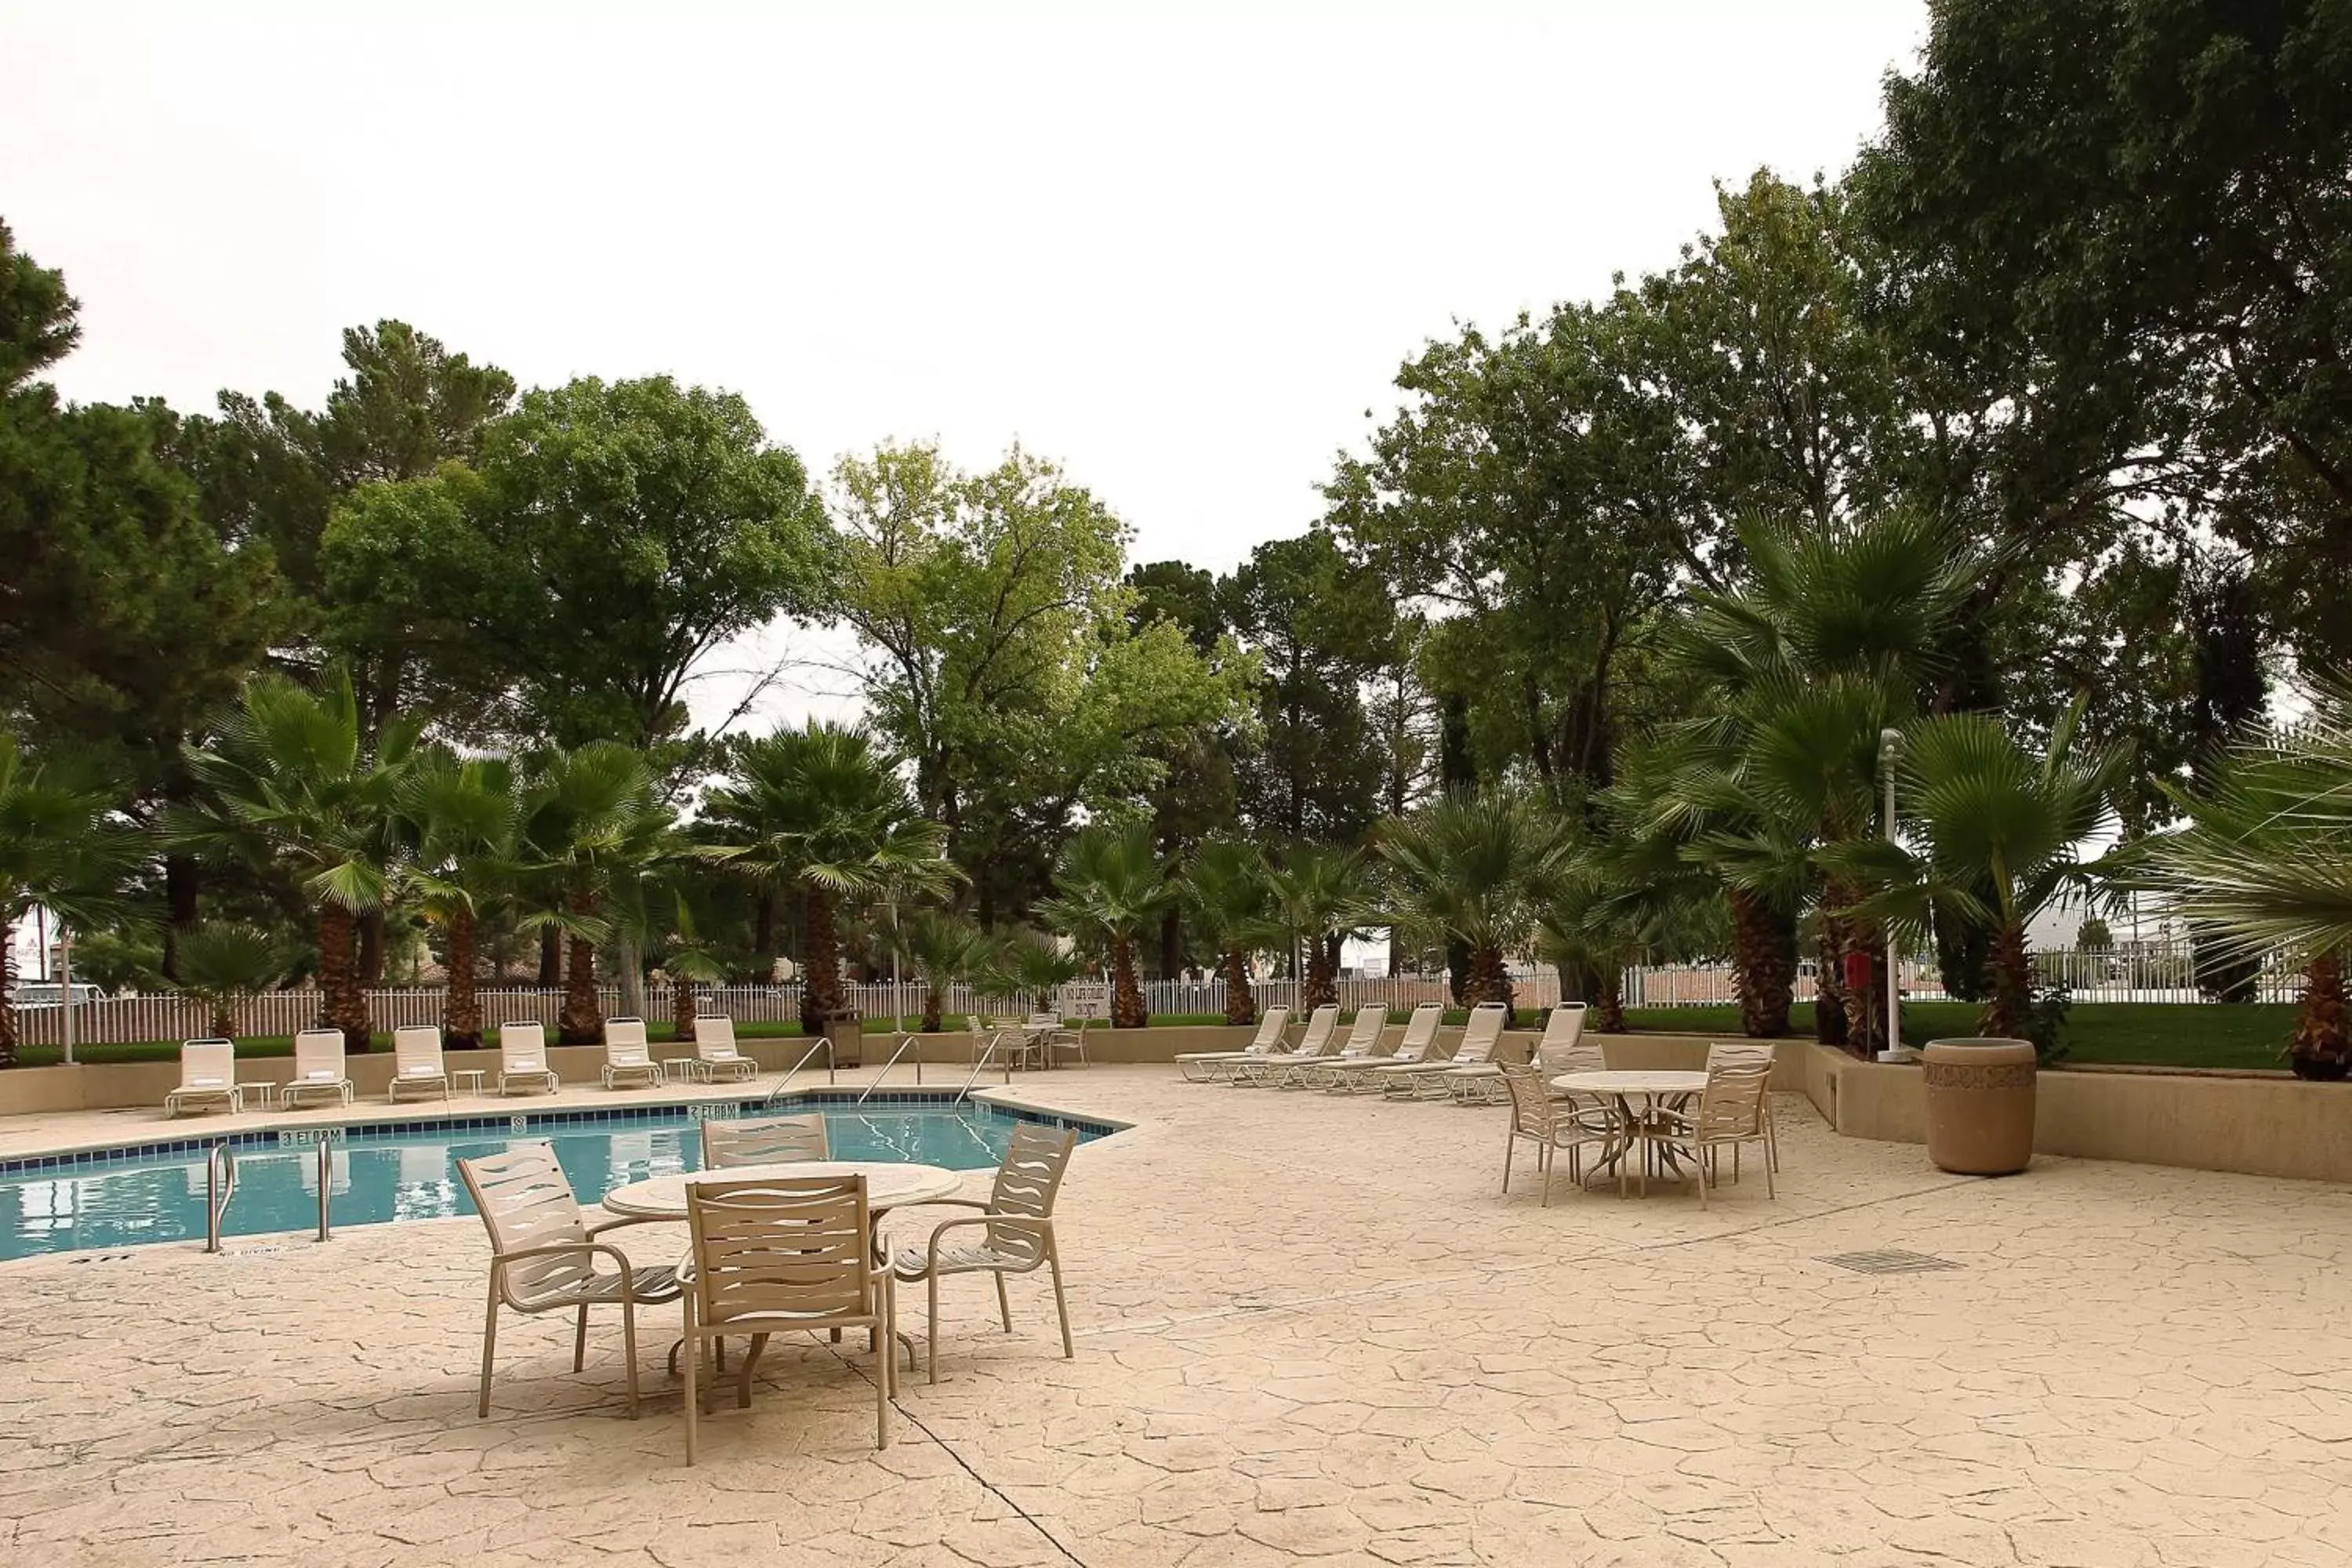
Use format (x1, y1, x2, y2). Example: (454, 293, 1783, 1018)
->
(0, 1102, 1105, 1260)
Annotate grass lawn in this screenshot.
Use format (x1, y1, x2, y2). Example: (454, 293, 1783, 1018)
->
(1617, 1000, 2302, 1073)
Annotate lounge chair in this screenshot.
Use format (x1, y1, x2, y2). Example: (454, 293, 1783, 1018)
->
(1650, 1053, 1776, 1207)
(890, 1122, 1076, 1385)
(1174, 1005, 1290, 1082)
(702, 1113, 830, 1167)
(1232, 1004, 1341, 1085)
(676, 1014, 758, 1083)
(1450, 1001, 1592, 1100)
(456, 1143, 682, 1419)
(601, 1017, 664, 1090)
(163, 1039, 243, 1118)
(498, 1021, 561, 1096)
(1501, 1061, 1624, 1204)
(282, 1028, 355, 1109)
(389, 1025, 450, 1103)
(1292, 1004, 1391, 1088)
(684, 1174, 896, 1459)
(1367, 1003, 1506, 1100)
(1320, 1002, 1443, 1093)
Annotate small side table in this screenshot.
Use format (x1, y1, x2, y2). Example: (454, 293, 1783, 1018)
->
(452, 1069, 488, 1097)
(240, 1082, 278, 1111)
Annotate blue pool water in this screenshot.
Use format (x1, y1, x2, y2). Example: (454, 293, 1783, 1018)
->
(0, 1098, 1112, 1260)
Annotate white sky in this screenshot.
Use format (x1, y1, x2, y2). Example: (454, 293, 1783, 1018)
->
(5, 0, 1931, 735)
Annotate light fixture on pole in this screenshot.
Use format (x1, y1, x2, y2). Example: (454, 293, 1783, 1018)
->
(1875, 728, 1918, 1064)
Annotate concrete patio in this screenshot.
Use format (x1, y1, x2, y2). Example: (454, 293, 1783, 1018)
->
(2, 1065, 2349, 1567)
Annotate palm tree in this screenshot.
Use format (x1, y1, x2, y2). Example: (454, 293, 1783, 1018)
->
(2136, 685, 2352, 1077)
(516, 742, 670, 1045)
(892, 909, 988, 1032)
(996, 928, 1081, 1014)
(172, 922, 293, 1040)
(0, 734, 137, 1066)
(700, 721, 954, 1033)
(177, 668, 419, 1052)
(399, 748, 521, 1049)
(654, 891, 727, 1043)
(1181, 837, 1277, 1025)
(1261, 840, 1380, 1013)
(1838, 699, 2126, 1047)
(1035, 823, 1172, 1028)
(1375, 789, 1569, 1022)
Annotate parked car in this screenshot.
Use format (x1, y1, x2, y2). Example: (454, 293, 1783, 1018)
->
(7, 982, 105, 1009)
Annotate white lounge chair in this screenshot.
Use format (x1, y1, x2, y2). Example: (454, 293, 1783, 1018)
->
(389, 1025, 450, 1103)
(499, 1020, 561, 1096)
(163, 1039, 243, 1117)
(1232, 1004, 1341, 1085)
(601, 1017, 664, 1089)
(1320, 1002, 1443, 1093)
(1451, 1001, 1591, 1100)
(1174, 1005, 1291, 1082)
(283, 1028, 355, 1109)
(677, 1014, 757, 1083)
(1293, 1004, 1391, 1089)
(1365, 1003, 1506, 1100)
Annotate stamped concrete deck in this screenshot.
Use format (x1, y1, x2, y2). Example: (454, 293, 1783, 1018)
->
(4, 1065, 2350, 1567)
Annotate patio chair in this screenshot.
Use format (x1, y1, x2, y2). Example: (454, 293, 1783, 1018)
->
(1367, 1004, 1505, 1100)
(282, 1029, 355, 1109)
(456, 1143, 682, 1419)
(1294, 1004, 1391, 1089)
(1650, 1054, 1776, 1208)
(1532, 1003, 1591, 1071)
(1708, 1040, 1780, 1171)
(163, 1039, 243, 1117)
(389, 1025, 450, 1103)
(683, 1174, 896, 1460)
(1321, 1002, 1443, 1093)
(1438, 1004, 1517, 1102)
(1232, 1004, 1341, 1085)
(601, 1018, 664, 1090)
(1045, 1014, 1091, 1069)
(890, 1122, 1077, 1385)
(701, 1112, 831, 1167)
(498, 1021, 561, 1096)
(1501, 1061, 1623, 1204)
(677, 1014, 758, 1083)
(1174, 1005, 1290, 1082)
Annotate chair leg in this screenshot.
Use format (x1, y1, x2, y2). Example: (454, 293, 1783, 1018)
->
(1501, 1129, 1516, 1195)
(573, 1304, 590, 1372)
(477, 1286, 500, 1419)
(927, 1272, 942, 1385)
(1762, 1137, 1777, 1200)
(737, 1333, 766, 1410)
(620, 1295, 641, 1418)
(1541, 1144, 1555, 1208)
(682, 1308, 699, 1465)
(996, 1272, 1013, 1333)
(1047, 1247, 1073, 1359)
(1693, 1146, 1709, 1210)
(876, 1283, 894, 1450)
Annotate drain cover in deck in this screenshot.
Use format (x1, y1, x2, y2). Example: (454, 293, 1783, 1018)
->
(1817, 1249, 1961, 1276)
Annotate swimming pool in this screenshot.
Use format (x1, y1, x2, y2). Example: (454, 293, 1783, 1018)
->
(0, 1095, 1115, 1261)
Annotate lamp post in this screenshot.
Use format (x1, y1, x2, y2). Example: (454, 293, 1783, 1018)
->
(1875, 728, 1918, 1064)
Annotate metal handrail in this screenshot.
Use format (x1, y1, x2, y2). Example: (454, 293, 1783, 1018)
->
(316, 1138, 333, 1242)
(855, 1034, 924, 1104)
(204, 1144, 237, 1254)
(762, 1038, 836, 1106)
(955, 1029, 1015, 1100)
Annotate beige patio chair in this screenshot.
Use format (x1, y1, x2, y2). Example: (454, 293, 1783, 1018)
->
(1450, 1000, 1588, 1100)
(1501, 1061, 1623, 1204)
(1174, 1005, 1290, 1081)
(1532, 1003, 1591, 1069)
(1322, 1002, 1443, 1093)
(677, 1014, 757, 1083)
(1708, 1040, 1780, 1171)
(282, 1028, 354, 1109)
(1232, 1004, 1341, 1085)
(498, 1020, 561, 1095)
(601, 1018, 664, 1090)
(1294, 1004, 1390, 1089)
(1367, 1004, 1504, 1100)
(1650, 1054, 1776, 1208)
(389, 1025, 450, 1103)
(456, 1143, 682, 1419)
(890, 1122, 1077, 1385)
(683, 1174, 896, 1460)
(1045, 1014, 1091, 1068)
(164, 1039, 243, 1117)
(701, 1113, 830, 1167)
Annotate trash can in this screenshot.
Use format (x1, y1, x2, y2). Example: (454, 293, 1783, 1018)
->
(821, 1008, 862, 1069)
(1922, 1037, 2037, 1175)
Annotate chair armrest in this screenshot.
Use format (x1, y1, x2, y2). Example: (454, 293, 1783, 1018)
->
(586, 1213, 670, 1238)
(919, 1211, 1051, 1267)
(489, 1240, 657, 1300)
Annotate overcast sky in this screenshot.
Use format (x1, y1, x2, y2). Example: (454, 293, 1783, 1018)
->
(5, 0, 1930, 735)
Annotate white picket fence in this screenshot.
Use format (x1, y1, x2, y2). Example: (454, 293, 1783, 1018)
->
(13, 971, 1566, 1047)
(1618, 943, 2308, 1010)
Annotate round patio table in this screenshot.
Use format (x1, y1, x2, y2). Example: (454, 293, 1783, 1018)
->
(1550, 1070, 1708, 1192)
(600, 1160, 966, 1221)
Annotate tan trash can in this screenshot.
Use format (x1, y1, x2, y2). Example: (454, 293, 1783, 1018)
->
(1922, 1037, 2037, 1175)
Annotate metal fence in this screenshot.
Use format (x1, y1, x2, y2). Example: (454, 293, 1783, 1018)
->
(1618, 942, 2307, 1010)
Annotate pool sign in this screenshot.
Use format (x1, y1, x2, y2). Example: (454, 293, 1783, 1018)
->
(1059, 982, 1112, 1020)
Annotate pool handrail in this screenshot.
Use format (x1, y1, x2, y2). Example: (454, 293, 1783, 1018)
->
(761, 1037, 837, 1107)
(855, 1033, 924, 1104)
(205, 1143, 237, 1254)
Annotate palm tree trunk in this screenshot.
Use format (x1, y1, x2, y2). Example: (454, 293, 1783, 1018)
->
(801, 887, 845, 1032)
(1111, 935, 1148, 1028)
(211, 998, 236, 1040)
(921, 985, 944, 1033)
(2288, 947, 2350, 1078)
(1980, 920, 2032, 1040)
(443, 906, 483, 1049)
(318, 901, 371, 1052)
(1813, 929, 1849, 1047)
(1728, 890, 1793, 1038)
(1222, 946, 1257, 1026)
(672, 974, 700, 1041)
(358, 909, 387, 987)
(536, 927, 561, 988)
(1305, 937, 1340, 1011)
(557, 891, 604, 1045)
(0, 939, 18, 1068)
(1466, 944, 1514, 1020)
(1592, 972, 1625, 1033)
